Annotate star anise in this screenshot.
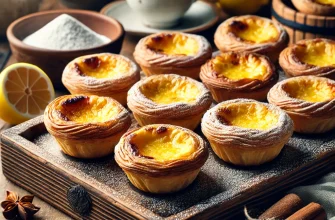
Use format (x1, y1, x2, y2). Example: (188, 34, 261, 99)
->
(1, 191, 40, 220)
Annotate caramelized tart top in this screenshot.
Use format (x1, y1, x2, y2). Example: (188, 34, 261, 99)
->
(128, 125, 197, 162)
(217, 102, 279, 130)
(293, 40, 335, 67)
(139, 75, 201, 104)
(74, 54, 132, 79)
(145, 33, 199, 56)
(229, 17, 279, 43)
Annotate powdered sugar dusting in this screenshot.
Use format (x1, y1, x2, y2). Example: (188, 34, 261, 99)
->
(23, 14, 111, 50)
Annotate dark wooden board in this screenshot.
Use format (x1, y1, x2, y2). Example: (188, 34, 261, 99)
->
(1, 115, 334, 220)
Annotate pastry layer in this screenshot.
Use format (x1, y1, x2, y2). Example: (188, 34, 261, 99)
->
(146, 33, 199, 56)
(283, 78, 335, 102)
(213, 53, 268, 80)
(217, 102, 278, 130)
(139, 76, 200, 104)
(130, 126, 196, 162)
(56, 96, 120, 123)
(76, 55, 131, 79)
(230, 18, 279, 43)
(295, 41, 335, 67)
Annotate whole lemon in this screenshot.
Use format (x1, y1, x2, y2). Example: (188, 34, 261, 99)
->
(217, 0, 269, 15)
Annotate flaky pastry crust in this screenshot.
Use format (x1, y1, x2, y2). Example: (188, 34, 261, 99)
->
(202, 99, 293, 166)
(114, 124, 208, 193)
(268, 76, 335, 133)
(44, 95, 131, 158)
(214, 15, 288, 62)
(200, 52, 278, 102)
(133, 32, 212, 79)
(62, 53, 140, 106)
(127, 74, 212, 130)
(279, 38, 335, 80)
(292, 0, 335, 15)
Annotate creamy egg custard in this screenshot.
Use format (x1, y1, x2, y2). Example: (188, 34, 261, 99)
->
(230, 18, 279, 43)
(140, 77, 201, 104)
(315, 0, 335, 5)
(58, 96, 120, 123)
(284, 79, 335, 102)
(295, 41, 335, 67)
(213, 53, 268, 80)
(129, 126, 196, 162)
(146, 33, 199, 56)
(217, 103, 278, 130)
(76, 55, 131, 79)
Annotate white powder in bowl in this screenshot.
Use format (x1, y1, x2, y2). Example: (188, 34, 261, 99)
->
(23, 14, 111, 50)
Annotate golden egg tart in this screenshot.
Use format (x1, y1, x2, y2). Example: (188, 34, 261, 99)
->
(133, 32, 212, 79)
(202, 99, 293, 166)
(44, 95, 131, 158)
(268, 76, 335, 133)
(114, 124, 208, 193)
(127, 74, 212, 130)
(279, 39, 335, 80)
(214, 15, 288, 62)
(292, 0, 335, 15)
(200, 52, 278, 102)
(62, 53, 140, 106)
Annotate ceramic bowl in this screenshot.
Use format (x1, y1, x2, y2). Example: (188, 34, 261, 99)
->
(126, 0, 195, 28)
(7, 9, 124, 89)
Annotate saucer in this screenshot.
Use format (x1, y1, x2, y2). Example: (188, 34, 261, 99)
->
(101, 1, 223, 36)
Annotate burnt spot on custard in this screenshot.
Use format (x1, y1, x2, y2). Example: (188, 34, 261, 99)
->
(61, 96, 89, 107)
(129, 142, 154, 159)
(217, 108, 232, 125)
(156, 126, 168, 134)
(56, 110, 69, 121)
(229, 21, 248, 31)
(74, 63, 84, 76)
(83, 56, 101, 69)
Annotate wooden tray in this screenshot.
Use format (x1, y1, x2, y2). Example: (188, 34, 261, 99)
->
(1, 115, 334, 219)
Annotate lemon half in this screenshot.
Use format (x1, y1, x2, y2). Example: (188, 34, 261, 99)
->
(0, 63, 55, 124)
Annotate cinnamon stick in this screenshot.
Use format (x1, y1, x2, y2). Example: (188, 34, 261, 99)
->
(287, 202, 326, 220)
(259, 194, 304, 219)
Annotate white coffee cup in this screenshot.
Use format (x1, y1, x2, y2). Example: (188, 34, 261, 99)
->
(126, 0, 195, 28)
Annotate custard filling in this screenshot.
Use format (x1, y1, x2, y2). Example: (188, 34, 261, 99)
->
(295, 41, 335, 67)
(213, 54, 268, 80)
(314, 0, 335, 5)
(217, 103, 278, 130)
(146, 33, 199, 56)
(230, 18, 279, 43)
(76, 55, 131, 79)
(283, 79, 335, 102)
(140, 78, 201, 104)
(130, 126, 196, 162)
(58, 96, 120, 123)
